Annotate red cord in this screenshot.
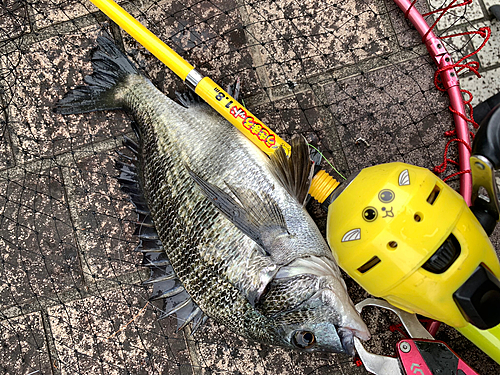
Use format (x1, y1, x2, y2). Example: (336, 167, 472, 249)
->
(433, 138, 472, 174)
(425, 16, 490, 179)
(443, 169, 471, 182)
(423, 0, 472, 17)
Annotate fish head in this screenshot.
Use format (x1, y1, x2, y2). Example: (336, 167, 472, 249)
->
(258, 256, 370, 354)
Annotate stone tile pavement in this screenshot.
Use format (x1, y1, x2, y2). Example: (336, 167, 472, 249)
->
(0, 0, 499, 374)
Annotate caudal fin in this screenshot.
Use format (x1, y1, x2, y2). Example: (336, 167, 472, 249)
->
(54, 36, 138, 115)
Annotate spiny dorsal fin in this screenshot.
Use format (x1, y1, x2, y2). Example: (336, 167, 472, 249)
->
(268, 135, 314, 206)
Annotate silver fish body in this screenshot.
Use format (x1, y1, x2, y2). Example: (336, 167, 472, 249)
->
(56, 37, 369, 354)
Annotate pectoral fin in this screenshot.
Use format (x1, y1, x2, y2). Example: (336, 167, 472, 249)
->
(186, 166, 288, 255)
(247, 264, 279, 306)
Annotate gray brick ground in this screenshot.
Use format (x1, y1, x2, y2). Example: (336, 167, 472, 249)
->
(1, 0, 499, 374)
(47, 289, 192, 375)
(0, 166, 84, 312)
(0, 312, 53, 374)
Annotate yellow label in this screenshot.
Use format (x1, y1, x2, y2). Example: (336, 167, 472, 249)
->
(196, 77, 290, 156)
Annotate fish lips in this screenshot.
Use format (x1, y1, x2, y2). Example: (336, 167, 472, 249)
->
(338, 327, 356, 356)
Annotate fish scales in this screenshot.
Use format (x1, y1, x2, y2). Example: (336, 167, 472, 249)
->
(118, 75, 282, 340)
(55, 37, 369, 354)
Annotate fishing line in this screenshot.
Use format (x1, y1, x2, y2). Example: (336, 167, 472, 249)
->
(308, 143, 347, 180)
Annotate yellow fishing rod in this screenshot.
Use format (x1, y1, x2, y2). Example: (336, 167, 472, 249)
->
(89, 0, 340, 200)
(89, 0, 500, 365)
(88, 0, 287, 154)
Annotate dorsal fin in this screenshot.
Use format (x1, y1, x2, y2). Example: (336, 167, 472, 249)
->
(268, 135, 314, 206)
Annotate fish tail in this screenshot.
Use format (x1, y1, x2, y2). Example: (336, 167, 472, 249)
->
(54, 36, 138, 115)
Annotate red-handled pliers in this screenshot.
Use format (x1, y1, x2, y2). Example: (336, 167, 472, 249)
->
(354, 298, 479, 375)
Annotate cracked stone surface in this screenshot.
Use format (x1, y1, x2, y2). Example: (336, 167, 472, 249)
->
(48, 289, 192, 375)
(0, 312, 52, 375)
(63, 146, 141, 282)
(0, 0, 499, 373)
(461, 67, 500, 107)
(0, 166, 83, 311)
(244, 0, 393, 86)
(323, 56, 457, 174)
(472, 20, 500, 69)
(189, 319, 354, 375)
(31, 0, 100, 30)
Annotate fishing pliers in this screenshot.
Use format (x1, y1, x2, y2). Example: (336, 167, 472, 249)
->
(354, 298, 479, 375)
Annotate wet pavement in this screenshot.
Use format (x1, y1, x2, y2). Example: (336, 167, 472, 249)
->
(1, 0, 500, 374)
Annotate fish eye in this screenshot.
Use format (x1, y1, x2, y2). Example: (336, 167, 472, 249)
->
(292, 331, 316, 349)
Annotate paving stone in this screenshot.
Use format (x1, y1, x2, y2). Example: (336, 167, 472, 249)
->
(0, 0, 31, 41)
(325, 56, 444, 124)
(242, 0, 393, 87)
(48, 288, 192, 375)
(428, 0, 485, 31)
(189, 319, 355, 375)
(461, 67, 500, 106)
(0, 311, 53, 375)
(5, 27, 130, 164)
(30, 0, 99, 30)
(484, 0, 500, 10)
(63, 145, 142, 281)
(0, 166, 83, 310)
(471, 19, 500, 68)
(323, 56, 456, 172)
(122, 0, 263, 97)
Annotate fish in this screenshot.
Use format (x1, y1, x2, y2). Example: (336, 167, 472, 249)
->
(55, 36, 369, 355)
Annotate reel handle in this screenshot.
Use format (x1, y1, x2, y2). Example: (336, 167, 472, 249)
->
(472, 104, 500, 169)
(470, 104, 500, 235)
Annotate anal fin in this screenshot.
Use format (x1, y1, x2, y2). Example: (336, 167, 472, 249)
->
(116, 144, 207, 333)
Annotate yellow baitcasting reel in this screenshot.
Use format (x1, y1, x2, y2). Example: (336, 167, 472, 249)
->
(319, 105, 500, 363)
(327, 162, 500, 327)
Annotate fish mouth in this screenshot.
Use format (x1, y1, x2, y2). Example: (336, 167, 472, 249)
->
(339, 326, 371, 356)
(338, 327, 356, 356)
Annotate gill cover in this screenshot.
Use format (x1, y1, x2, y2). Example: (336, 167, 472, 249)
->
(326, 162, 500, 328)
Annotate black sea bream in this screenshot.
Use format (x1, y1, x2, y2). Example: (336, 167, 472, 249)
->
(55, 37, 369, 354)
